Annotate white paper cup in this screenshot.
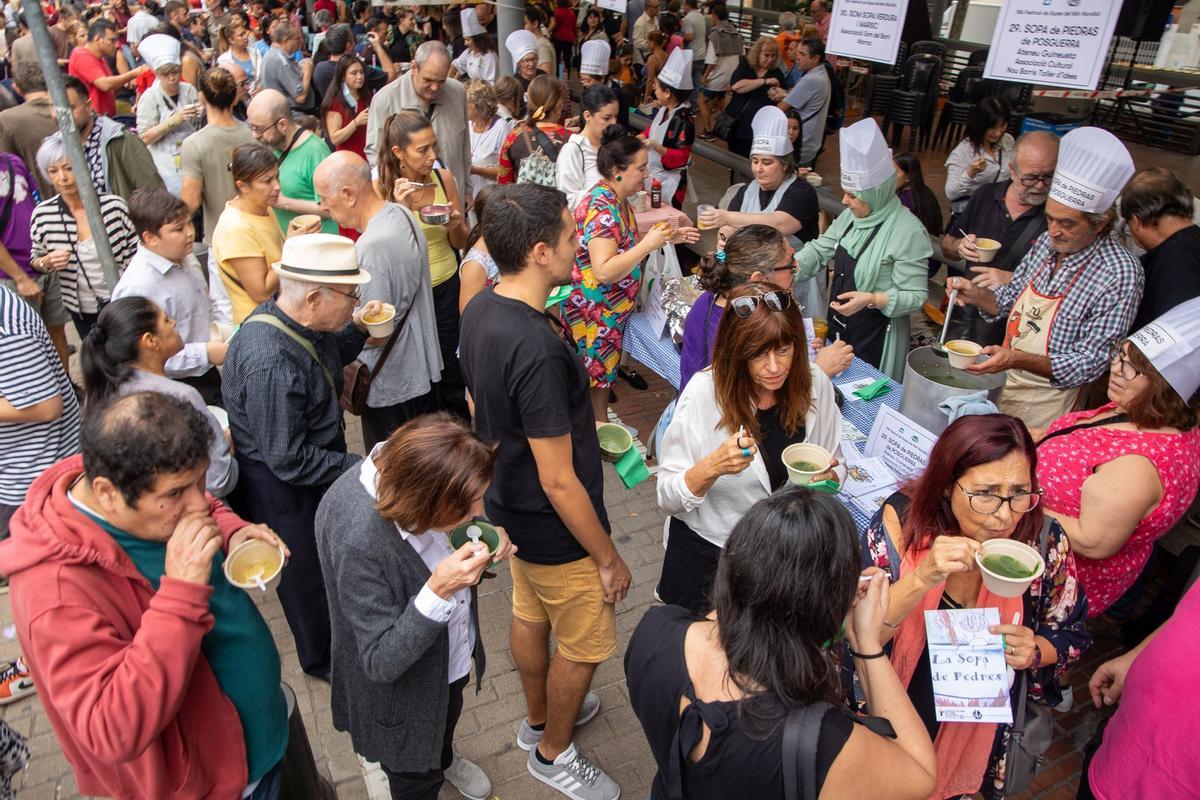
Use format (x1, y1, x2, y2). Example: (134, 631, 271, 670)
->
(976, 538, 1045, 598)
(287, 214, 322, 237)
(781, 442, 831, 485)
(696, 204, 715, 230)
(973, 237, 1001, 263)
(805, 173, 823, 187)
(223, 539, 286, 592)
(362, 303, 396, 338)
(944, 339, 983, 369)
(210, 321, 234, 342)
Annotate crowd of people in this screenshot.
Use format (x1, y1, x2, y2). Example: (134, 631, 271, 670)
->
(0, 0, 1198, 799)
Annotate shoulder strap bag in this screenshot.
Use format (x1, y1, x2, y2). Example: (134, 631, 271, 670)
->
(1036, 412, 1130, 447)
(781, 702, 832, 800)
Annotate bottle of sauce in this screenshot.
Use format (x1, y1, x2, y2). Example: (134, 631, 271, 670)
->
(650, 179, 662, 209)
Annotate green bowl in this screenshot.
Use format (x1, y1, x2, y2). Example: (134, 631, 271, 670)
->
(546, 285, 572, 308)
(449, 519, 501, 555)
(597, 423, 633, 463)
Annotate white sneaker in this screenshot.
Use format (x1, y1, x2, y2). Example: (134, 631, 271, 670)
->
(443, 753, 491, 800)
(527, 743, 620, 800)
(1053, 685, 1074, 713)
(516, 692, 601, 751)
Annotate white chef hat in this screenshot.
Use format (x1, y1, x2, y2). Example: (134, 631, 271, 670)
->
(580, 39, 611, 77)
(1128, 296, 1200, 402)
(657, 47, 693, 91)
(460, 8, 485, 38)
(505, 30, 538, 70)
(1049, 127, 1135, 214)
(139, 34, 181, 72)
(750, 106, 791, 157)
(839, 118, 894, 193)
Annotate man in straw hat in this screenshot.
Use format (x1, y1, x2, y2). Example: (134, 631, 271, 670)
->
(222, 233, 383, 679)
(951, 126, 1144, 429)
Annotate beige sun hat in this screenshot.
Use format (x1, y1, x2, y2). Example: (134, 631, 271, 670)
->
(272, 233, 371, 285)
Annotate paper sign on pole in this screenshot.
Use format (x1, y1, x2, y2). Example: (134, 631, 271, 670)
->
(983, 0, 1122, 90)
(596, 0, 627, 14)
(864, 405, 937, 480)
(826, 0, 911, 66)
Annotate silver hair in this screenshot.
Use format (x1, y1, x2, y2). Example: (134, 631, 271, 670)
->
(35, 133, 69, 183)
(778, 12, 797, 31)
(1013, 130, 1059, 166)
(276, 276, 320, 303)
(413, 40, 451, 68)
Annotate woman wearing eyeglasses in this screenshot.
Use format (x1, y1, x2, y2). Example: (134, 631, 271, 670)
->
(859, 413, 1090, 800)
(1035, 311, 1200, 624)
(679, 224, 854, 392)
(657, 281, 847, 615)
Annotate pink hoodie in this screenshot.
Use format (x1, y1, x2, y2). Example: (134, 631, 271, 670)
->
(0, 455, 251, 799)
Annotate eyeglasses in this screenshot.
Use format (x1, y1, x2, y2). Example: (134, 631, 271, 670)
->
(771, 262, 797, 279)
(322, 285, 361, 302)
(1110, 342, 1143, 381)
(249, 117, 282, 136)
(1011, 166, 1054, 187)
(729, 289, 792, 318)
(955, 482, 1042, 515)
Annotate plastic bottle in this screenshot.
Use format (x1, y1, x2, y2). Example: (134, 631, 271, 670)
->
(650, 178, 662, 209)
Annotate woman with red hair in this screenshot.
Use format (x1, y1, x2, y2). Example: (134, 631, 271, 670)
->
(859, 413, 1091, 799)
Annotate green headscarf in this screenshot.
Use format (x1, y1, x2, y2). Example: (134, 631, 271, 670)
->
(849, 174, 901, 230)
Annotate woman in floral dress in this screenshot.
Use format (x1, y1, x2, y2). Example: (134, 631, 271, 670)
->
(561, 127, 698, 420)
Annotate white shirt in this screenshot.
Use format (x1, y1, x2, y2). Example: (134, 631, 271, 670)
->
(112, 244, 215, 377)
(359, 448, 476, 684)
(127, 10, 160, 45)
(556, 133, 601, 214)
(469, 115, 512, 199)
(452, 48, 498, 83)
(657, 367, 847, 548)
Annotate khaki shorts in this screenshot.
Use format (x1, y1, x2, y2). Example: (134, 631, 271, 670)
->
(0, 271, 70, 328)
(510, 555, 617, 664)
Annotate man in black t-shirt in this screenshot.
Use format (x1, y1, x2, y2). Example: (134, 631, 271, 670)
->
(459, 184, 625, 800)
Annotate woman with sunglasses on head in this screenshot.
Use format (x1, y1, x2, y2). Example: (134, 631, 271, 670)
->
(657, 281, 846, 615)
(859, 413, 1090, 800)
(1035, 305, 1200, 628)
(679, 225, 853, 392)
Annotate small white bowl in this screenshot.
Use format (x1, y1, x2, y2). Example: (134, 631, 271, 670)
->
(362, 303, 396, 338)
(782, 442, 831, 485)
(944, 339, 983, 369)
(210, 321, 235, 342)
(805, 173, 823, 187)
(976, 538, 1045, 598)
(973, 237, 1002, 264)
(223, 539, 287, 592)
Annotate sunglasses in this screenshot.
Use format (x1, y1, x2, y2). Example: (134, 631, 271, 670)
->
(729, 290, 792, 318)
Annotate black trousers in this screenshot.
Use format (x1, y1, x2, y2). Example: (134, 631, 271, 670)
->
(70, 310, 100, 341)
(657, 517, 722, 616)
(232, 456, 332, 678)
(382, 676, 468, 800)
(431, 274, 469, 421)
(178, 367, 224, 407)
(361, 390, 438, 451)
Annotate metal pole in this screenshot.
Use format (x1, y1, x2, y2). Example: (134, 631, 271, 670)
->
(23, 1, 120, 289)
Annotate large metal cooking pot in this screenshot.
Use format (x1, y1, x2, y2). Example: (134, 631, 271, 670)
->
(900, 346, 1006, 435)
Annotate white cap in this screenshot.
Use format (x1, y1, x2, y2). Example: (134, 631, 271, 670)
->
(1128, 296, 1200, 402)
(460, 8, 485, 38)
(139, 34, 181, 72)
(580, 39, 611, 77)
(1049, 127, 1135, 214)
(505, 30, 538, 70)
(750, 106, 791, 157)
(657, 47, 693, 91)
(839, 118, 894, 193)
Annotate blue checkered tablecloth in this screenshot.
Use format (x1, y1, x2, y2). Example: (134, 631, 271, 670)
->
(623, 311, 903, 530)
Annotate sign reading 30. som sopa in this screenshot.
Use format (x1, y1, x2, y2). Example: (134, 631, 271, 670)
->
(983, 0, 1122, 91)
(826, 0, 911, 66)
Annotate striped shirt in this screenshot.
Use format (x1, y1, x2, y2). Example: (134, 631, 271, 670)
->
(29, 194, 138, 315)
(0, 286, 81, 505)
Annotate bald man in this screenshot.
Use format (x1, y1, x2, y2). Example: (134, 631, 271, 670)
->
(314, 152, 443, 447)
(246, 89, 336, 234)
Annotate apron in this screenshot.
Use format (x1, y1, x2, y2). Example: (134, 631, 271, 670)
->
(997, 253, 1088, 429)
(647, 104, 684, 202)
(828, 223, 887, 367)
(148, 92, 192, 196)
(739, 176, 825, 315)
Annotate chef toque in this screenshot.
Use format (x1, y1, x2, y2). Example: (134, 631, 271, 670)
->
(839, 118, 894, 192)
(1049, 127, 1135, 213)
(460, 8, 485, 38)
(657, 47, 693, 91)
(1128, 296, 1200, 402)
(139, 34, 181, 72)
(580, 39, 611, 77)
(505, 30, 538, 70)
(750, 106, 792, 157)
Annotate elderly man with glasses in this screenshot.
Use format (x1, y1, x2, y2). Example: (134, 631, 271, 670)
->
(940, 130, 1060, 345)
(222, 234, 382, 680)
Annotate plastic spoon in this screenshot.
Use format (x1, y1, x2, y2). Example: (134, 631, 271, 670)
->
(254, 575, 267, 592)
(466, 524, 483, 545)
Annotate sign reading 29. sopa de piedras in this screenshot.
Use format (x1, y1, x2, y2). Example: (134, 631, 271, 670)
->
(825, 0, 911, 66)
(983, 0, 1121, 91)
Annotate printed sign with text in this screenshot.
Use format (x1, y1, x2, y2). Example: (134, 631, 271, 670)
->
(925, 607, 1012, 725)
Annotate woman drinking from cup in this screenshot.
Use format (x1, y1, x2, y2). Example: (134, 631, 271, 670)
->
(316, 413, 515, 800)
(679, 225, 853, 391)
(657, 281, 846, 614)
(81, 296, 237, 498)
(211, 143, 285, 324)
(561, 128, 700, 421)
(697, 107, 823, 316)
(556, 84, 621, 212)
(860, 413, 1090, 799)
(627, 488, 938, 800)
(792, 118, 930, 380)
(379, 110, 471, 419)
(945, 96, 1014, 216)
(1036, 304, 1200, 622)
(641, 47, 695, 211)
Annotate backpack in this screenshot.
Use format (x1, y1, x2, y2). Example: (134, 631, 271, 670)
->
(710, 22, 743, 58)
(823, 61, 845, 134)
(516, 127, 562, 188)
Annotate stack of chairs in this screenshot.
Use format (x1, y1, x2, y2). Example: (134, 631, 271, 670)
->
(933, 66, 986, 146)
(883, 52, 943, 150)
